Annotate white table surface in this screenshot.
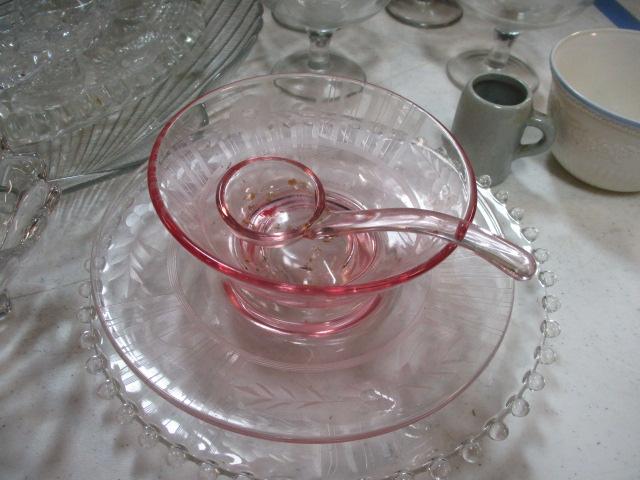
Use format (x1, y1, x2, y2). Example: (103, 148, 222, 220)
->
(2, 5, 639, 480)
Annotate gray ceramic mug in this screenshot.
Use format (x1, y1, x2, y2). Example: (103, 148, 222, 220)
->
(452, 73, 556, 185)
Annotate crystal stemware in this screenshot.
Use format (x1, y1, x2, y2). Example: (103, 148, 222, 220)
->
(386, 0, 463, 28)
(446, 0, 593, 91)
(264, 0, 391, 96)
(271, 7, 307, 32)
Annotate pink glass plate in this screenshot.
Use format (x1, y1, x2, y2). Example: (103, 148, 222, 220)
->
(91, 168, 514, 443)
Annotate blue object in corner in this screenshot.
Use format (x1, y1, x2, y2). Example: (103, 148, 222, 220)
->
(595, 0, 640, 30)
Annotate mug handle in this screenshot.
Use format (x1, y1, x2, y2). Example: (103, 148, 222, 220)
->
(516, 110, 556, 158)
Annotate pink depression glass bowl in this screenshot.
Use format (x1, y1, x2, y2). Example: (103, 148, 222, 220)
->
(148, 74, 477, 335)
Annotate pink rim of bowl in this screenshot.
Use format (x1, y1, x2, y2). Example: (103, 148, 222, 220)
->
(147, 74, 478, 296)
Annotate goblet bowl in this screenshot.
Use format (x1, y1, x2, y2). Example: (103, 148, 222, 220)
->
(266, 0, 391, 97)
(447, 0, 593, 90)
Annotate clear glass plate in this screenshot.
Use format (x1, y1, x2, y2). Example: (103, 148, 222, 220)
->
(83, 172, 558, 479)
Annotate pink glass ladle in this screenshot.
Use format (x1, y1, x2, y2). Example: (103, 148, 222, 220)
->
(216, 156, 536, 281)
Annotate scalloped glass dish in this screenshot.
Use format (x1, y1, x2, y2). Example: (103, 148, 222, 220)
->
(5, 0, 264, 178)
(81, 174, 563, 480)
(90, 167, 513, 443)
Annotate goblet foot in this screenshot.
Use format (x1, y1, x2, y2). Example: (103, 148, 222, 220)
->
(447, 48, 540, 91)
(271, 50, 365, 99)
(387, 0, 462, 29)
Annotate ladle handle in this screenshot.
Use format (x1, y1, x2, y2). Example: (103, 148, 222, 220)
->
(307, 209, 536, 280)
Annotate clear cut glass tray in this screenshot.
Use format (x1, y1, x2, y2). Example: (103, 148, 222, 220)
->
(78, 172, 562, 479)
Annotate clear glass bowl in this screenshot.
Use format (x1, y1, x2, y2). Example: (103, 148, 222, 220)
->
(148, 74, 477, 335)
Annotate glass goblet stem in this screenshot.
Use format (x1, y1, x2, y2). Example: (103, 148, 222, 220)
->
(485, 28, 519, 69)
(308, 31, 334, 71)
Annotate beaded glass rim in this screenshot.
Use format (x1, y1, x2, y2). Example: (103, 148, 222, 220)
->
(77, 175, 561, 480)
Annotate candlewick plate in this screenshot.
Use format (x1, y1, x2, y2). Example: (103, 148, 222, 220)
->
(81, 172, 561, 479)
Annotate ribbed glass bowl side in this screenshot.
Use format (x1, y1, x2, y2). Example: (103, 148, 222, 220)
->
(8, 0, 263, 179)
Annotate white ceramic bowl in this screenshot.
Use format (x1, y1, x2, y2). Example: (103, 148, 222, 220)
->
(548, 28, 640, 192)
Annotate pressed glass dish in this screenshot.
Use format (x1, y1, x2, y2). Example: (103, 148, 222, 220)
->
(0, 151, 59, 315)
(0, 0, 205, 145)
(4, 0, 264, 179)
